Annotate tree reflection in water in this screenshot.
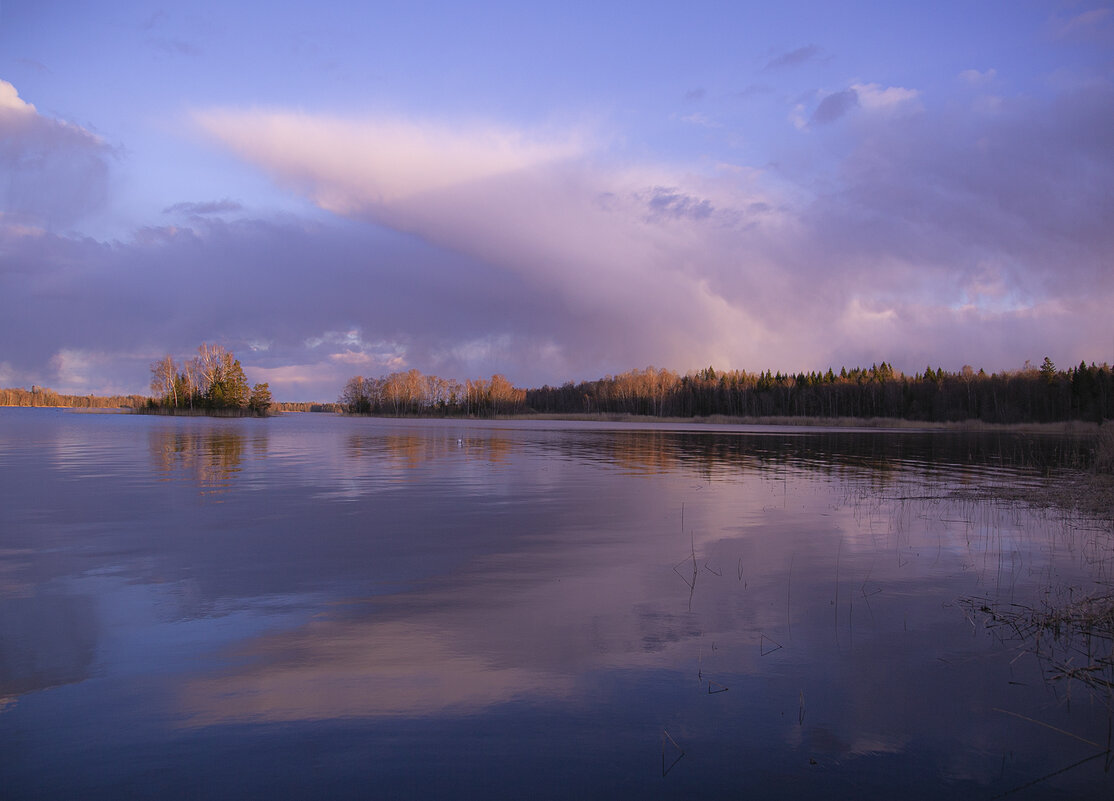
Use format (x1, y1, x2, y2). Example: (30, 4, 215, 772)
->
(149, 426, 265, 495)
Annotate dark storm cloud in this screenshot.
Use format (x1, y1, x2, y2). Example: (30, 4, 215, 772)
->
(0, 215, 578, 398)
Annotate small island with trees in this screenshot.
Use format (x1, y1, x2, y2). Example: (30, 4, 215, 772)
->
(146, 343, 272, 416)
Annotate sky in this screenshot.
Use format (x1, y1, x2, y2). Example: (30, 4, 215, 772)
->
(1, 1, 1113, 401)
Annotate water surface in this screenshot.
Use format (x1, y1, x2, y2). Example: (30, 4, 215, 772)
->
(1, 409, 1111, 799)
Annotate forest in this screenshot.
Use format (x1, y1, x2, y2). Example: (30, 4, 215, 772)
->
(340, 370, 525, 417)
(341, 358, 1113, 424)
(0, 386, 146, 408)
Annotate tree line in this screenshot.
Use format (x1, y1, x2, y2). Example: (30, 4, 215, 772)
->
(341, 358, 1113, 424)
(340, 369, 526, 417)
(148, 343, 272, 415)
(0, 386, 146, 408)
(5, 353, 1109, 424)
(272, 401, 340, 413)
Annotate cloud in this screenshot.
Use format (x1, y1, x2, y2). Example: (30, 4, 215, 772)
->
(765, 45, 822, 71)
(959, 68, 997, 86)
(803, 83, 920, 128)
(679, 112, 719, 128)
(140, 9, 201, 57)
(162, 199, 243, 216)
(786, 82, 1114, 376)
(14, 58, 50, 75)
(305, 329, 408, 370)
(850, 82, 921, 113)
(645, 187, 714, 220)
(802, 82, 922, 128)
(189, 97, 1113, 389)
(192, 110, 785, 376)
(735, 83, 773, 99)
(47, 349, 134, 393)
(821, 83, 1114, 284)
(810, 89, 859, 125)
(192, 109, 587, 210)
(0, 80, 114, 229)
(1054, 7, 1113, 38)
(0, 211, 592, 399)
(0, 360, 22, 386)
(4, 76, 1112, 403)
(0, 80, 35, 113)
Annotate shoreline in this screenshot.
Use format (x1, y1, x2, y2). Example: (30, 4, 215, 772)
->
(496, 412, 1105, 434)
(129, 407, 271, 418)
(4, 403, 1105, 436)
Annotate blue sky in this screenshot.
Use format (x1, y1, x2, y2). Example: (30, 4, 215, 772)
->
(2, 1, 1112, 400)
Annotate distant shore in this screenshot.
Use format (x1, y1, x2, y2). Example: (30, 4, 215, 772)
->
(495, 411, 1106, 435)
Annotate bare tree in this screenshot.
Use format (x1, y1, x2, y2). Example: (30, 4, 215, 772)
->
(150, 355, 178, 406)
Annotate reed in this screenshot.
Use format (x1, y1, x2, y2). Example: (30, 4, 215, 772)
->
(661, 730, 684, 777)
(962, 590, 1114, 707)
(760, 633, 783, 656)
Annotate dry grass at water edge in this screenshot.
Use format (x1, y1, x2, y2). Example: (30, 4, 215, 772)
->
(1095, 425, 1114, 475)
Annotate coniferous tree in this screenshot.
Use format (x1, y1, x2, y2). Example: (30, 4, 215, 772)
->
(249, 383, 273, 415)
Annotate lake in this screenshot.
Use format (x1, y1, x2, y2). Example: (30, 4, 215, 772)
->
(1, 408, 1111, 799)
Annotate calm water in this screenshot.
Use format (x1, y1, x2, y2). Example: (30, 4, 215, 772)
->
(1, 408, 1111, 799)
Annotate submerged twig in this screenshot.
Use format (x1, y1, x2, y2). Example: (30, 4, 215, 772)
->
(991, 707, 1103, 749)
(760, 633, 783, 656)
(661, 729, 685, 777)
(991, 750, 1107, 799)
